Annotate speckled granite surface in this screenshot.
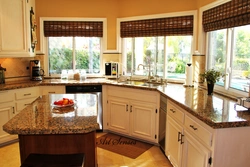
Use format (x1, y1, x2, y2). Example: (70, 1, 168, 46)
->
(158, 84, 250, 128)
(3, 94, 100, 135)
(1, 78, 250, 131)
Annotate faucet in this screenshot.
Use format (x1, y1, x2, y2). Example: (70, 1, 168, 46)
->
(137, 64, 152, 82)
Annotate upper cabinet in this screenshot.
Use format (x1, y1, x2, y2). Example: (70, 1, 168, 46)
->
(0, 0, 37, 57)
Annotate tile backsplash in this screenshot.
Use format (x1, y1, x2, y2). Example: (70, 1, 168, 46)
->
(0, 55, 43, 82)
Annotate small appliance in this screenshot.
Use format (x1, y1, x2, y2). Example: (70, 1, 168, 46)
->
(30, 60, 44, 81)
(105, 62, 118, 78)
(0, 64, 6, 84)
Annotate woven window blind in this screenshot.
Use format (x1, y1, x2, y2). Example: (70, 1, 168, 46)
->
(120, 15, 193, 38)
(203, 0, 250, 32)
(44, 21, 103, 37)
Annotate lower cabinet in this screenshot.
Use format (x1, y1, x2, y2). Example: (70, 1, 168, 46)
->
(15, 87, 40, 113)
(166, 100, 212, 167)
(105, 85, 159, 143)
(0, 90, 16, 145)
(182, 130, 211, 167)
(166, 116, 183, 167)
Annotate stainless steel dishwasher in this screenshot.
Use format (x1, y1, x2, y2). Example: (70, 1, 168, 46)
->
(159, 95, 167, 152)
(65, 85, 103, 131)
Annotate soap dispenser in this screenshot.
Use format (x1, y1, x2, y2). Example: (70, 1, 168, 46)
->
(0, 64, 6, 84)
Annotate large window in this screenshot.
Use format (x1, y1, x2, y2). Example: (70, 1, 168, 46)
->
(48, 37, 101, 75)
(120, 14, 195, 80)
(207, 25, 250, 92)
(123, 36, 192, 79)
(42, 19, 105, 77)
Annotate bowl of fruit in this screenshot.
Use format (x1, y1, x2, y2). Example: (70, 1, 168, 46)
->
(52, 98, 76, 108)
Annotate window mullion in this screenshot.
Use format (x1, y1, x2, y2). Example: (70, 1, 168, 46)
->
(224, 28, 233, 90)
(72, 37, 76, 71)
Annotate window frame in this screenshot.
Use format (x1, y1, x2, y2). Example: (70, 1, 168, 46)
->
(39, 17, 107, 77)
(117, 11, 197, 81)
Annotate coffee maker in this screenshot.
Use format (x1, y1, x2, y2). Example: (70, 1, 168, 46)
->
(30, 60, 44, 81)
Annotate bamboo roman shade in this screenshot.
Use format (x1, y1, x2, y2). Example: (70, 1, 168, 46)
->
(44, 21, 103, 37)
(203, 0, 250, 32)
(120, 15, 194, 38)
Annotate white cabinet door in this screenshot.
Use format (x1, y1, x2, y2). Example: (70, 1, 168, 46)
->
(0, 0, 36, 57)
(108, 97, 130, 135)
(182, 130, 211, 167)
(130, 101, 157, 142)
(0, 102, 16, 144)
(166, 116, 183, 167)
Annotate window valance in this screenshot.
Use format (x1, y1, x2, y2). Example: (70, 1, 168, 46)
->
(44, 21, 103, 37)
(203, 0, 250, 32)
(120, 15, 193, 38)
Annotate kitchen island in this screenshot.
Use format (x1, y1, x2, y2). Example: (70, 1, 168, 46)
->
(3, 94, 99, 167)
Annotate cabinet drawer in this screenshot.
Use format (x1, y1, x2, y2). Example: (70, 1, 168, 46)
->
(185, 114, 212, 147)
(0, 90, 14, 103)
(167, 101, 184, 124)
(16, 98, 36, 112)
(15, 87, 39, 100)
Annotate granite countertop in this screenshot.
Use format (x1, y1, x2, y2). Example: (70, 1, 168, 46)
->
(158, 84, 250, 128)
(3, 94, 100, 135)
(1, 78, 250, 129)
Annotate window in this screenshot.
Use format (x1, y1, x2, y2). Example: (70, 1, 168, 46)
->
(48, 37, 101, 75)
(123, 36, 192, 79)
(203, 0, 250, 94)
(120, 14, 195, 80)
(207, 25, 250, 92)
(41, 19, 105, 77)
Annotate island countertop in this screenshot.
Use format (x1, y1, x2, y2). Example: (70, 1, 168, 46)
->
(3, 94, 100, 135)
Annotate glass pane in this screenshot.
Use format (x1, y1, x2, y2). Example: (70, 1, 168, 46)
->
(155, 37, 165, 77)
(133, 37, 157, 77)
(207, 29, 227, 86)
(230, 25, 250, 92)
(75, 37, 101, 74)
(48, 37, 73, 74)
(166, 36, 192, 79)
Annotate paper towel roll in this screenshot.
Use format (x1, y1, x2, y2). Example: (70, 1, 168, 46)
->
(185, 63, 193, 86)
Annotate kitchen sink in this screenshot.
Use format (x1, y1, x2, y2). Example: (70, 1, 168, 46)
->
(118, 80, 165, 87)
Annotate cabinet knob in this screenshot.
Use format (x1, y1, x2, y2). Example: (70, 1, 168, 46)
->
(190, 125, 198, 130)
(170, 108, 175, 113)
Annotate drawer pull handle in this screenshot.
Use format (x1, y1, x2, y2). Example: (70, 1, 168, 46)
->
(24, 93, 31, 96)
(48, 92, 56, 93)
(190, 125, 197, 130)
(178, 132, 181, 142)
(180, 134, 184, 144)
(126, 104, 128, 111)
(25, 103, 31, 106)
(130, 105, 132, 112)
(170, 109, 175, 113)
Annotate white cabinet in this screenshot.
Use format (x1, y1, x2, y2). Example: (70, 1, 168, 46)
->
(182, 130, 211, 167)
(40, 86, 66, 95)
(15, 87, 39, 113)
(166, 116, 183, 167)
(0, 90, 16, 145)
(105, 85, 159, 143)
(166, 100, 212, 167)
(130, 100, 157, 142)
(0, 0, 36, 57)
(108, 96, 130, 135)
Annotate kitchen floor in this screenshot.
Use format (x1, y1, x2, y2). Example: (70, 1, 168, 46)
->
(0, 132, 173, 167)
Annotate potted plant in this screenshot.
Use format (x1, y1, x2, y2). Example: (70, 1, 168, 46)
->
(199, 68, 225, 95)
